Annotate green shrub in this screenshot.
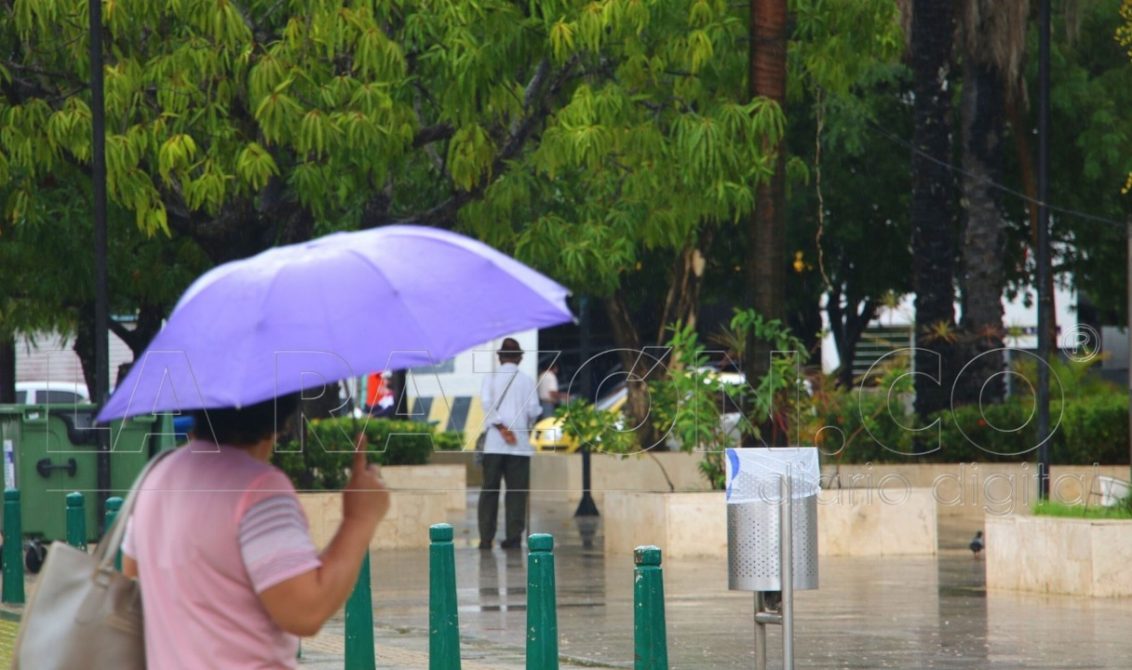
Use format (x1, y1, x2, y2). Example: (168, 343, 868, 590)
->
(432, 430, 466, 451)
(274, 417, 457, 490)
(1056, 392, 1129, 465)
(825, 389, 1129, 466)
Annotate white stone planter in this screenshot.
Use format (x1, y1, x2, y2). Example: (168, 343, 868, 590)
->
(530, 452, 711, 505)
(381, 464, 466, 512)
(986, 514, 1132, 597)
(817, 488, 937, 556)
(820, 463, 1128, 520)
(603, 491, 727, 558)
(602, 488, 938, 558)
(299, 490, 449, 550)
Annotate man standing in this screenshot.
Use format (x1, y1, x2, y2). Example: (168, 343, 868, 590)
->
(536, 361, 565, 419)
(478, 338, 541, 550)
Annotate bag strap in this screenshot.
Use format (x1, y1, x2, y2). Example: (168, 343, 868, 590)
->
(92, 446, 178, 569)
(486, 370, 520, 428)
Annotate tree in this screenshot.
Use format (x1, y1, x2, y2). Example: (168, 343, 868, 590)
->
(745, 0, 789, 407)
(908, 0, 959, 419)
(0, 1, 791, 447)
(954, 0, 1029, 406)
(785, 0, 906, 390)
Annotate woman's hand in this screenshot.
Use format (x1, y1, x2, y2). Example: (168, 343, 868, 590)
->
(343, 432, 390, 528)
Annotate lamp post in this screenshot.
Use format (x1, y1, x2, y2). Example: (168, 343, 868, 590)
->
(574, 296, 599, 518)
(90, 0, 111, 520)
(1036, 0, 1052, 500)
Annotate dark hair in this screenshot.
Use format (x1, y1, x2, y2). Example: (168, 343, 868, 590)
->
(191, 393, 302, 446)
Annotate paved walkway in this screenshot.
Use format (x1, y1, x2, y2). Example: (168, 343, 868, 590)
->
(5, 490, 1132, 668)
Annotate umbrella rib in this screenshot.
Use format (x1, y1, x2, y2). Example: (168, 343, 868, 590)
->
(339, 247, 449, 366)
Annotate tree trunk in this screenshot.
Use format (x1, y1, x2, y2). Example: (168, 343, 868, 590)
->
(657, 240, 710, 343)
(909, 0, 958, 419)
(73, 305, 97, 404)
(0, 335, 15, 403)
(604, 291, 659, 451)
(827, 283, 877, 390)
(956, 59, 1007, 405)
(746, 0, 789, 444)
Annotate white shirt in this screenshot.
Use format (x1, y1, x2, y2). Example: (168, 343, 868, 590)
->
(537, 370, 559, 402)
(480, 362, 541, 456)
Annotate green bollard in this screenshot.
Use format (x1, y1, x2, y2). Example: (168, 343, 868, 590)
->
(429, 523, 461, 670)
(65, 492, 86, 551)
(3, 489, 25, 604)
(526, 533, 558, 670)
(104, 496, 124, 570)
(344, 552, 376, 670)
(633, 546, 669, 670)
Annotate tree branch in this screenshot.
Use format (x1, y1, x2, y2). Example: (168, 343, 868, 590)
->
(414, 56, 579, 228)
(412, 123, 454, 148)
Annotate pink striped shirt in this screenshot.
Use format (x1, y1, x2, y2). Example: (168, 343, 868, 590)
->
(122, 441, 321, 669)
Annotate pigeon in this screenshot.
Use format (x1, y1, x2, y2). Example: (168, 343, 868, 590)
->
(969, 531, 984, 557)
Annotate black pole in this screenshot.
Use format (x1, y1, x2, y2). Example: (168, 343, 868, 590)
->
(574, 296, 599, 517)
(90, 0, 111, 521)
(1036, 0, 1051, 500)
(1127, 219, 1132, 484)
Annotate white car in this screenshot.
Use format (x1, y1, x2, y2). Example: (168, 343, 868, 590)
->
(14, 381, 91, 405)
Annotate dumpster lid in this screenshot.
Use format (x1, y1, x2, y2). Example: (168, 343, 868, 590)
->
(724, 447, 819, 502)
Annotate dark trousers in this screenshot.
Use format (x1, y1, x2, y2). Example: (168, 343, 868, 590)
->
(478, 454, 530, 544)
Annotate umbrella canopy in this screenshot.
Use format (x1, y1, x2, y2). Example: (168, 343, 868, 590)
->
(98, 225, 572, 421)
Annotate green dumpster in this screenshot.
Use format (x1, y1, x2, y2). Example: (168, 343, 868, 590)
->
(0, 403, 175, 547)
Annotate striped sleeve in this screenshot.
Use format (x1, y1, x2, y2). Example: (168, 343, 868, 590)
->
(238, 495, 322, 593)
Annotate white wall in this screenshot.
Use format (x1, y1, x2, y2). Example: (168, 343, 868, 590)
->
(15, 330, 134, 388)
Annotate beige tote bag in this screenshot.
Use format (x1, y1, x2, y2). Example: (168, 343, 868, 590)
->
(11, 449, 175, 669)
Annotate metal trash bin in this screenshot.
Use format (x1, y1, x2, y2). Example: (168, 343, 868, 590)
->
(725, 447, 819, 591)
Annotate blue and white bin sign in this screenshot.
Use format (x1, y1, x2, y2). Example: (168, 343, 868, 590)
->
(725, 447, 820, 591)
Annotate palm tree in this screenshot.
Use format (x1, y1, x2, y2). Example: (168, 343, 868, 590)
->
(745, 0, 788, 441)
(955, 0, 1030, 406)
(908, 0, 959, 419)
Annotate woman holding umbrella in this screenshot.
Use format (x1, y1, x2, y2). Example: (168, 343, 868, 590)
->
(121, 394, 389, 668)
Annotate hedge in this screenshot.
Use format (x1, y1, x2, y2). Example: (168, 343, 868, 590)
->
(821, 390, 1129, 465)
(274, 417, 463, 490)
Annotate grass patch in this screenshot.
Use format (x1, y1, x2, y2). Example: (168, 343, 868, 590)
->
(1033, 500, 1132, 519)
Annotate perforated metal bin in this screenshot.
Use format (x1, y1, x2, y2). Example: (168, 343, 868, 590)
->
(725, 447, 820, 592)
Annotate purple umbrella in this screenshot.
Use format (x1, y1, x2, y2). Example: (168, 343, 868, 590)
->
(98, 225, 572, 421)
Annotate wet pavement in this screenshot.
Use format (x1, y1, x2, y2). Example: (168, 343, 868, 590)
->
(302, 491, 1132, 668)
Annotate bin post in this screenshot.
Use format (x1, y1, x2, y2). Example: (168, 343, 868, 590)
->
(780, 473, 794, 670)
(633, 546, 668, 670)
(345, 552, 375, 670)
(66, 491, 86, 550)
(104, 496, 124, 570)
(526, 533, 558, 670)
(3, 489, 24, 604)
(429, 523, 461, 669)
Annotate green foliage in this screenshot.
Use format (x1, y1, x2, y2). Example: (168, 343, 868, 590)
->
(647, 322, 740, 455)
(1012, 0, 1132, 321)
(817, 366, 1129, 466)
(431, 430, 466, 452)
(1058, 392, 1130, 465)
(728, 309, 809, 439)
(557, 398, 637, 455)
(273, 417, 460, 490)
